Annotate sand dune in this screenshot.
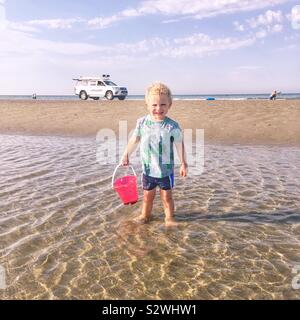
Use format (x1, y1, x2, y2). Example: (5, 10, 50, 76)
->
(0, 99, 299, 145)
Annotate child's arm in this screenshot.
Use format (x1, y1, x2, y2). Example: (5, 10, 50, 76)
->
(120, 135, 140, 166)
(175, 141, 188, 177)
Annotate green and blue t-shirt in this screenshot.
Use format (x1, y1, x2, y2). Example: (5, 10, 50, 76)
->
(133, 115, 183, 178)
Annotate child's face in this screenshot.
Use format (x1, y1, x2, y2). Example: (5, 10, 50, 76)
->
(146, 94, 172, 121)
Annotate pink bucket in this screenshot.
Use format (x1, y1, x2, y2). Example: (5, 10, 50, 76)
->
(112, 165, 138, 205)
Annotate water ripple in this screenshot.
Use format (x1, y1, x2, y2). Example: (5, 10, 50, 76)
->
(0, 135, 299, 299)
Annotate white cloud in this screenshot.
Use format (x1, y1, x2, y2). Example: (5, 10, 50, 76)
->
(101, 33, 256, 59)
(237, 10, 284, 38)
(87, 7, 143, 29)
(121, 8, 141, 17)
(18, 18, 83, 30)
(255, 30, 268, 38)
(4, 0, 290, 31)
(25, 18, 83, 29)
(1, 2, 258, 60)
(87, 15, 121, 29)
(8, 21, 39, 33)
(287, 5, 300, 30)
(0, 14, 258, 61)
(152, 33, 256, 58)
(247, 10, 283, 28)
(0, 21, 260, 94)
(87, 0, 289, 28)
(0, 29, 110, 57)
(1, 1, 82, 31)
(272, 23, 283, 32)
(138, 0, 288, 18)
(162, 18, 183, 24)
(0, 2, 288, 60)
(0, 0, 294, 94)
(233, 21, 245, 32)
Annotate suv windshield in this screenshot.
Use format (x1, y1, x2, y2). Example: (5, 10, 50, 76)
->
(104, 80, 117, 86)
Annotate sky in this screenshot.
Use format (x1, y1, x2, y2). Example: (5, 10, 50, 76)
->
(0, 0, 300, 95)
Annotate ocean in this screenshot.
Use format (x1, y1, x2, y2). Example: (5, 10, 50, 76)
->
(0, 93, 300, 101)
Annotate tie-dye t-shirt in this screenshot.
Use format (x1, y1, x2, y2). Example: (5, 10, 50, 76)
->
(133, 115, 183, 178)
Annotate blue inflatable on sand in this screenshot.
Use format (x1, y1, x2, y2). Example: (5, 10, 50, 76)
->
(206, 97, 215, 100)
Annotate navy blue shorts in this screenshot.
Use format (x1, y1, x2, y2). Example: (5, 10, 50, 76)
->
(142, 174, 174, 191)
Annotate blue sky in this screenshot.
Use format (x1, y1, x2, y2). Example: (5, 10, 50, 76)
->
(0, 0, 299, 94)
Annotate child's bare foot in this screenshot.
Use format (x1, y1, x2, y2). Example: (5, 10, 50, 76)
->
(134, 214, 151, 224)
(165, 218, 179, 227)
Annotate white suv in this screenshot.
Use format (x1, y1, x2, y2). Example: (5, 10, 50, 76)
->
(73, 75, 128, 100)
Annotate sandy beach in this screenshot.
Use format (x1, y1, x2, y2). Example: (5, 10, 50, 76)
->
(1, 99, 300, 145)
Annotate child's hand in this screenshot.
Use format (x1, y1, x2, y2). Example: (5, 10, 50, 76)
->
(180, 163, 187, 177)
(121, 155, 129, 166)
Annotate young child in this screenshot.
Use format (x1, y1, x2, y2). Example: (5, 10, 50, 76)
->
(121, 83, 187, 227)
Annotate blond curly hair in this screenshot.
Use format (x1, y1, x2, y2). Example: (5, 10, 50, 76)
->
(145, 82, 172, 104)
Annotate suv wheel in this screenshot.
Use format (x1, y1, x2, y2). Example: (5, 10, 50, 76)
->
(79, 91, 88, 100)
(105, 91, 114, 100)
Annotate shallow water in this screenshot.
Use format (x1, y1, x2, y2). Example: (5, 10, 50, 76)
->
(0, 134, 299, 299)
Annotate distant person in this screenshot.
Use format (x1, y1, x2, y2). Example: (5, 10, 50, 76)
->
(269, 90, 278, 100)
(32, 93, 37, 100)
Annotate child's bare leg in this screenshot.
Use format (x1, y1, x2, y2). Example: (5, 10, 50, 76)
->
(160, 189, 178, 227)
(135, 188, 156, 223)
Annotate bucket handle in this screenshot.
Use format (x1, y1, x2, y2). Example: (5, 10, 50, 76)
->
(112, 164, 137, 188)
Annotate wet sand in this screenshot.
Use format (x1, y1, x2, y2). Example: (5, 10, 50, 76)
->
(0, 99, 300, 145)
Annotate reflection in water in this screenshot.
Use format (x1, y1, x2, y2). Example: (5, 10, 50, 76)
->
(0, 134, 299, 299)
